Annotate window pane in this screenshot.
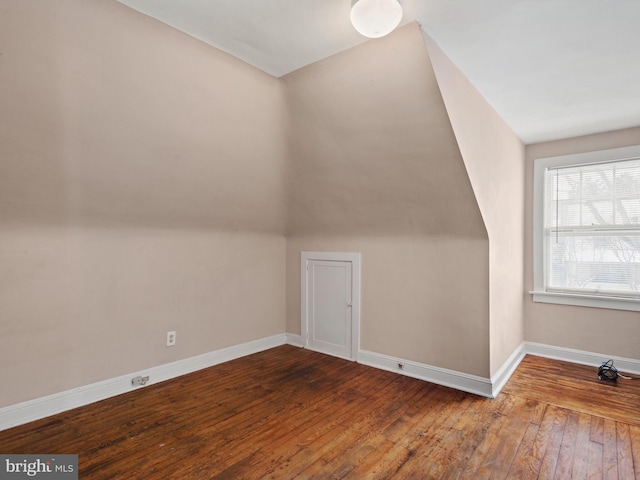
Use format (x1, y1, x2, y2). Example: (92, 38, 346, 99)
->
(547, 234, 640, 295)
(615, 164, 640, 196)
(616, 198, 640, 224)
(581, 200, 613, 225)
(582, 168, 612, 198)
(546, 158, 640, 228)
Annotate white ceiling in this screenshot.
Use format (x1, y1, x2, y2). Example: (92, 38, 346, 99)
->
(117, 0, 640, 144)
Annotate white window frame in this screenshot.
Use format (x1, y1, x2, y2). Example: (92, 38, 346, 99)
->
(532, 144, 640, 312)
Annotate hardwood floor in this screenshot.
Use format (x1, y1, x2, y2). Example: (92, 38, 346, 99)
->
(1, 346, 639, 479)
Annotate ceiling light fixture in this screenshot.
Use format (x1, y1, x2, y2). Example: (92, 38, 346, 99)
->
(350, 0, 403, 39)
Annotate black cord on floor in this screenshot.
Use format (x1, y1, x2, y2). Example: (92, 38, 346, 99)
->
(598, 359, 640, 381)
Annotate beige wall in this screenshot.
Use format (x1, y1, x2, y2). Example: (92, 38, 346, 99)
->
(0, 0, 287, 407)
(424, 34, 526, 376)
(0, 228, 285, 406)
(0, 0, 286, 230)
(286, 236, 490, 375)
(283, 24, 491, 377)
(524, 127, 640, 359)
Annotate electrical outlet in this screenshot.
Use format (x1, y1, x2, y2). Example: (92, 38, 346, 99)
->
(131, 375, 149, 386)
(167, 331, 176, 347)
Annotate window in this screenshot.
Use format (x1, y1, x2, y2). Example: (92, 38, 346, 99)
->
(532, 145, 640, 311)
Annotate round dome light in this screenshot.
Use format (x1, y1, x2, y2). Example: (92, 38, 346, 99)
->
(350, 0, 403, 39)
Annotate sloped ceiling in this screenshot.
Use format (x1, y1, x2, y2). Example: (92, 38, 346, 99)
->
(117, 0, 640, 145)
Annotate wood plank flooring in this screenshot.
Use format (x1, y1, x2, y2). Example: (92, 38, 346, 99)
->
(1, 346, 639, 479)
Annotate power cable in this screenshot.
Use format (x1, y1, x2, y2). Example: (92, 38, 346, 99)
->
(598, 359, 639, 381)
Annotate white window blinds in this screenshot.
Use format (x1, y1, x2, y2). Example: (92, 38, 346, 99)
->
(544, 158, 640, 298)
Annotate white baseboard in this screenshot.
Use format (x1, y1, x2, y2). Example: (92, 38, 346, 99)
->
(0, 334, 286, 432)
(490, 344, 526, 398)
(357, 349, 494, 398)
(5, 337, 636, 431)
(524, 342, 640, 375)
(357, 341, 640, 399)
(285, 333, 304, 347)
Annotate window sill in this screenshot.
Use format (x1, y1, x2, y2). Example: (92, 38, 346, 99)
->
(530, 291, 640, 312)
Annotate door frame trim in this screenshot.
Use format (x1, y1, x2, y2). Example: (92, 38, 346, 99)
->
(301, 251, 361, 361)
